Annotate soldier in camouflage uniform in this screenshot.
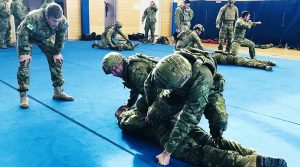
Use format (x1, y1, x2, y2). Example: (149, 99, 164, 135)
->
(142, 1, 157, 44)
(216, 0, 239, 52)
(102, 52, 158, 113)
(11, 0, 28, 31)
(0, 0, 13, 49)
(231, 11, 262, 59)
(41, 0, 54, 9)
(117, 107, 287, 167)
(175, 24, 205, 50)
(92, 21, 138, 51)
(213, 50, 276, 71)
(17, 3, 74, 109)
(175, 0, 194, 32)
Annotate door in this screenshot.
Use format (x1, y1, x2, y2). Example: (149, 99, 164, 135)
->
(139, 0, 161, 36)
(105, 0, 116, 28)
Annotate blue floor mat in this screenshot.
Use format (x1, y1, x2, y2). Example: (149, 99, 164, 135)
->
(0, 41, 299, 167)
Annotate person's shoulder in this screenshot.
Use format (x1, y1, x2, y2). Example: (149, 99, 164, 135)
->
(27, 9, 43, 18)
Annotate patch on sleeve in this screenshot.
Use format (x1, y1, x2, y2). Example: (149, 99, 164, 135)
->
(63, 23, 69, 30)
(26, 24, 35, 31)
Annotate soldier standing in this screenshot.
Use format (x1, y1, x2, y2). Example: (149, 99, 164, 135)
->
(142, 1, 157, 44)
(92, 21, 138, 51)
(175, 24, 205, 50)
(231, 11, 262, 59)
(216, 0, 239, 52)
(17, 3, 74, 109)
(0, 0, 13, 49)
(11, 0, 28, 31)
(175, 0, 194, 32)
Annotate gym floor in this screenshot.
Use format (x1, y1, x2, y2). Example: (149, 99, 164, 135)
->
(0, 41, 299, 167)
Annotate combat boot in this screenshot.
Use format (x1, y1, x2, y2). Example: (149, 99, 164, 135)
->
(266, 61, 276, 66)
(20, 92, 29, 109)
(235, 154, 257, 167)
(0, 44, 7, 49)
(265, 66, 272, 71)
(53, 86, 74, 101)
(257, 155, 287, 167)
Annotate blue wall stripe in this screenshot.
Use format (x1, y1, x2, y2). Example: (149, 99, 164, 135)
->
(81, 0, 90, 35)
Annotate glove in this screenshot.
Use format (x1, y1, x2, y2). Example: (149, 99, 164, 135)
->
(115, 105, 129, 118)
(210, 125, 224, 139)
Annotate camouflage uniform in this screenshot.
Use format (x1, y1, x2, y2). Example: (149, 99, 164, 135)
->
(175, 29, 205, 50)
(17, 8, 68, 92)
(0, 0, 11, 48)
(142, 3, 157, 43)
(212, 51, 275, 71)
(93, 24, 135, 51)
(144, 50, 226, 154)
(118, 108, 261, 166)
(216, 2, 239, 52)
(41, 0, 54, 9)
(175, 5, 194, 31)
(11, 0, 28, 31)
(231, 18, 258, 59)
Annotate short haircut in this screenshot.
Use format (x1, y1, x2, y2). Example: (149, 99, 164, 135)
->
(241, 11, 250, 18)
(46, 3, 63, 19)
(184, 0, 191, 4)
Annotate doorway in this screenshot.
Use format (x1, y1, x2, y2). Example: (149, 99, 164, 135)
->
(104, 0, 117, 28)
(139, 0, 161, 36)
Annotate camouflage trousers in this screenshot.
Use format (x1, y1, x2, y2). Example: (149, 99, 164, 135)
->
(0, 18, 11, 46)
(231, 38, 256, 59)
(118, 108, 257, 166)
(234, 56, 268, 70)
(94, 39, 134, 51)
(218, 23, 234, 52)
(14, 18, 22, 33)
(17, 39, 64, 92)
(144, 21, 155, 43)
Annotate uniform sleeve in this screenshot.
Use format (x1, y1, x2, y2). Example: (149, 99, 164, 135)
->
(236, 19, 252, 29)
(175, 8, 181, 29)
(188, 8, 194, 21)
(106, 28, 114, 46)
(216, 6, 225, 26)
(152, 4, 158, 12)
(235, 6, 239, 21)
(17, 18, 32, 55)
(53, 17, 68, 55)
(0, 3, 10, 18)
(127, 89, 139, 108)
(193, 33, 205, 50)
(14, 2, 24, 21)
(142, 8, 147, 22)
(118, 29, 128, 41)
(164, 72, 212, 153)
(144, 73, 158, 107)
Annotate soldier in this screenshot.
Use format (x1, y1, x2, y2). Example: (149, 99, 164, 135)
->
(213, 50, 276, 71)
(175, 0, 194, 32)
(231, 11, 262, 59)
(17, 3, 74, 109)
(117, 107, 287, 167)
(142, 1, 157, 44)
(216, 0, 239, 52)
(92, 21, 138, 51)
(102, 52, 158, 114)
(175, 24, 205, 50)
(11, 0, 28, 31)
(41, 0, 54, 9)
(0, 0, 13, 49)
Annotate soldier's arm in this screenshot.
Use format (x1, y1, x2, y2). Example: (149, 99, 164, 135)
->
(17, 18, 33, 55)
(189, 8, 194, 21)
(127, 89, 139, 108)
(164, 73, 212, 153)
(0, 3, 10, 18)
(106, 28, 115, 46)
(216, 6, 225, 26)
(175, 8, 181, 29)
(236, 20, 252, 29)
(53, 18, 68, 55)
(235, 6, 239, 21)
(144, 73, 158, 107)
(194, 33, 205, 51)
(152, 4, 158, 12)
(118, 29, 129, 41)
(142, 8, 147, 22)
(14, 3, 25, 20)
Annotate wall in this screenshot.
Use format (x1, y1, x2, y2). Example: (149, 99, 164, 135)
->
(117, 0, 140, 35)
(89, 0, 105, 34)
(160, 0, 173, 36)
(66, 0, 81, 39)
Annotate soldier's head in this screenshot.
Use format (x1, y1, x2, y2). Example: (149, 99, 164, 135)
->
(102, 52, 125, 77)
(45, 3, 63, 29)
(115, 21, 122, 29)
(241, 11, 250, 21)
(193, 24, 205, 35)
(152, 54, 192, 89)
(228, 0, 235, 6)
(4, 0, 9, 2)
(183, 0, 191, 9)
(150, 1, 155, 7)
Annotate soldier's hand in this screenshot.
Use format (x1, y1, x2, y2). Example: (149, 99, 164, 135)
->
(156, 150, 171, 166)
(216, 25, 220, 29)
(210, 126, 224, 139)
(53, 54, 64, 63)
(256, 21, 262, 25)
(19, 55, 32, 63)
(115, 105, 129, 118)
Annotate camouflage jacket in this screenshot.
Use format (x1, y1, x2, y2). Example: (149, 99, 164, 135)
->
(142, 4, 158, 23)
(0, 0, 10, 19)
(175, 5, 194, 29)
(144, 52, 215, 153)
(17, 8, 68, 55)
(122, 54, 158, 107)
(233, 18, 257, 41)
(216, 4, 239, 26)
(41, 0, 54, 8)
(102, 25, 128, 46)
(175, 30, 205, 50)
(11, 0, 28, 22)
